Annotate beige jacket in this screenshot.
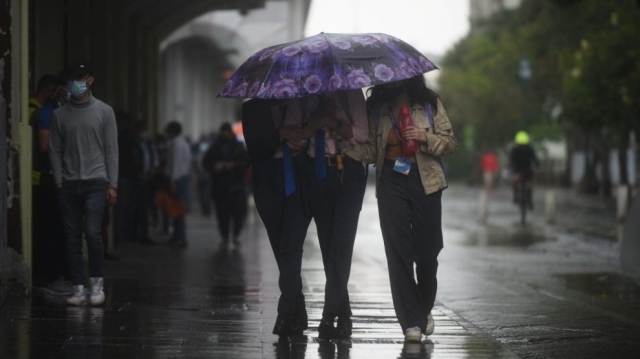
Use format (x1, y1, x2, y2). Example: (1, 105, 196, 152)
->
(372, 99, 457, 195)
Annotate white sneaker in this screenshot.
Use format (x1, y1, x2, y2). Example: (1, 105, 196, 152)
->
(405, 326, 422, 343)
(89, 278, 105, 306)
(425, 314, 435, 336)
(66, 285, 87, 306)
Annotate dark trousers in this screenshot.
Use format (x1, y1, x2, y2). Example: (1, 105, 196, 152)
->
(377, 160, 443, 332)
(197, 176, 212, 216)
(308, 156, 367, 320)
(135, 179, 150, 239)
(57, 179, 108, 286)
(212, 187, 248, 241)
(257, 155, 313, 316)
(32, 181, 67, 286)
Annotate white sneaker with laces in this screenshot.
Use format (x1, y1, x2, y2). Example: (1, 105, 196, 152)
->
(405, 326, 422, 343)
(66, 285, 87, 306)
(425, 313, 435, 336)
(89, 277, 105, 306)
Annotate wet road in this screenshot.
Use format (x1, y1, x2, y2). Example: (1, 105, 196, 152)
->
(1, 184, 639, 358)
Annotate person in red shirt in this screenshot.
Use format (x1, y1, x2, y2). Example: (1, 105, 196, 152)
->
(481, 152, 500, 189)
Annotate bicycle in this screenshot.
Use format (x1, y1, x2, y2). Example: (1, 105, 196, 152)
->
(513, 174, 530, 225)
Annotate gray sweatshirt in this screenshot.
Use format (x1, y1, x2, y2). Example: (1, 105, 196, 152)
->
(50, 95, 119, 188)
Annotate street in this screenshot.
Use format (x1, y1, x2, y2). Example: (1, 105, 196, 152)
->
(1, 184, 638, 359)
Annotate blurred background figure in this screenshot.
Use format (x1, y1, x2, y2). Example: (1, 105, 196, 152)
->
(31, 72, 73, 295)
(114, 110, 141, 243)
(509, 131, 540, 208)
(134, 119, 156, 244)
(481, 151, 500, 190)
(203, 123, 250, 247)
(164, 121, 192, 248)
(194, 136, 213, 217)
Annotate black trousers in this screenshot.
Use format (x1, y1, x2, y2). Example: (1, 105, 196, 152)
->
(253, 157, 310, 317)
(212, 187, 248, 241)
(307, 155, 367, 320)
(377, 160, 443, 333)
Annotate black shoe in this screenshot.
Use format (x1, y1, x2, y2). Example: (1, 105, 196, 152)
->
(318, 317, 336, 340)
(336, 317, 352, 339)
(295, 311, 308, 331)
(273, 314, 303, 338)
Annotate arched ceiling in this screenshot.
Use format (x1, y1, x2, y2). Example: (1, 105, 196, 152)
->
(160, 1, 296, 68)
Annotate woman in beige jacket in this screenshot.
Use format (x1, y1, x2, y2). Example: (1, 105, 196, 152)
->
(366, 75, 457, 343)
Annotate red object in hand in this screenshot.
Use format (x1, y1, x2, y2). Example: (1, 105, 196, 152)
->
(399, 106, 417, 155)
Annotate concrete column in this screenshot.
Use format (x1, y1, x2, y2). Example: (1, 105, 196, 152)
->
(289, 0, 305, 41)
(11, 0, 32, 287)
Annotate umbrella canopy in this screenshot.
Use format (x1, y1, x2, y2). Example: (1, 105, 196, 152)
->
(218, 33, 437, 99)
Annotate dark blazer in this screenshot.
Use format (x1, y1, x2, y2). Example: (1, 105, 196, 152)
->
(241, 99, 282, 165)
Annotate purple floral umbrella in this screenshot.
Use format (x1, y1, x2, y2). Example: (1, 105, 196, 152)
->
(218, 33, 438, 99)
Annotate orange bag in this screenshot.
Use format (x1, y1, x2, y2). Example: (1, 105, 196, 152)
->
(154, 190, 186, 219)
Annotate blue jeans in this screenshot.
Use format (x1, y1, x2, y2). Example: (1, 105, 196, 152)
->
(58, 180, 108, 285)
(173, 176, 190, 241)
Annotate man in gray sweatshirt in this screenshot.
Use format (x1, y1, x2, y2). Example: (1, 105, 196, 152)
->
(50, 60, 118, 306)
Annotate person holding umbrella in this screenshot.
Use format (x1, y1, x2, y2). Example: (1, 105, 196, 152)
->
(367, 75, 457, 342)
(219, 32, 442, 340)
(278, 90, 375, 340)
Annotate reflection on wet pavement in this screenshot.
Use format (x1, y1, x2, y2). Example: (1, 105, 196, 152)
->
(460, 225, 555, 247)
(0, 207, 518, 359)
(555, 273, 640, 302)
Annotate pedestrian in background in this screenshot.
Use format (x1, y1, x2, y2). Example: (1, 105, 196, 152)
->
(284, 90, 375, 340)
(367, 75, 457, 342)
(114, 110, 141, 243)
(164, 121, 192, 248)
(203, 123, 250, 248)
(481, 151, 500, 189)
(194, 136, 213, 217)
(31, 71, 73, 296)
(50, 60, 119, 306)
(244, 99, 311, 338)
(29, 75, 58, 123)
(134, 119, 155, 244)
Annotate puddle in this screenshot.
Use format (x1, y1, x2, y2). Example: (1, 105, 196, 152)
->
(461, 226, 556, 247)
(554, 273, 639, 301)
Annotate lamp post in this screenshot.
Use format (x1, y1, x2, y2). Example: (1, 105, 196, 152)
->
(519, 58, 532, 130)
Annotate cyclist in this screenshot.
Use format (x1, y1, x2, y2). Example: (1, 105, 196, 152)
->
(508, 131, 540, 209)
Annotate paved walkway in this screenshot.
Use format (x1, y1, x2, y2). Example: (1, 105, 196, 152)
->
(1, 205, 517, 359)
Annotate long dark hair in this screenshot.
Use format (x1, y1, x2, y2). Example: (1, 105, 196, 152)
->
(366, 75, 439, 114)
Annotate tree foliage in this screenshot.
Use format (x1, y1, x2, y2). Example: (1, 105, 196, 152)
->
(439, 0, 640, 151)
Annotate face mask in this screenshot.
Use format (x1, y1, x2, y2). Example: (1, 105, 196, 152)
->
(62, 89, 71, 102)
(69, 80, 88, 98)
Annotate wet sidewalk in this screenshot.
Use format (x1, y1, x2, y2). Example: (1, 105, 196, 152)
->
(1, 207, 517, 359)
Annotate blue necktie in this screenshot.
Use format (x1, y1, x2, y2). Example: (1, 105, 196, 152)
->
(283, 144, 296, 197)
(315, 130, 326, 180)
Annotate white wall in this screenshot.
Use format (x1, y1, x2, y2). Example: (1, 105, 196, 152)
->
(160, 40, 237, 140)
